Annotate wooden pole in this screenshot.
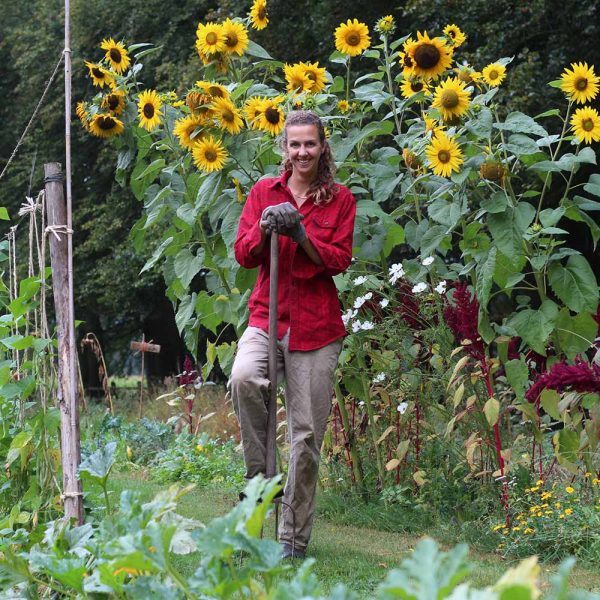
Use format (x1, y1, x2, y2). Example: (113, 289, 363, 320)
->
(266, 232, 279, 479)
(45, 162, 83, 524)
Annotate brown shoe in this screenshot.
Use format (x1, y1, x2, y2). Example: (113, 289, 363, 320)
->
(281, 543, 305, 559)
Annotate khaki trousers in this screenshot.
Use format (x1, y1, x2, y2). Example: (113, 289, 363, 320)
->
(229, 326, 342, 550)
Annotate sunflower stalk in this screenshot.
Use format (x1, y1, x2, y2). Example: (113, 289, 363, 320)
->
(382, 35, 402, 137)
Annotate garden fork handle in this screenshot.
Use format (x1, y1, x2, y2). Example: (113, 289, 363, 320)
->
(266, 231, 279, 480)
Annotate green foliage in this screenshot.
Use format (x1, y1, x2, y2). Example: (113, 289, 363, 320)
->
(151, 432, 245, 490)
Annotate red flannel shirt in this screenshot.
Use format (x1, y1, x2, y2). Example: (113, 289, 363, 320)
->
(234, 171, 356, 351)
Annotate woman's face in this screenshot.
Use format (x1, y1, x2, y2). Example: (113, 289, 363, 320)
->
(284, 124, 324, 180)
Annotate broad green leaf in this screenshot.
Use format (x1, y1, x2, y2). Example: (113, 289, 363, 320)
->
(481, 192, 508, 214)
(553, 429, 579, 465)
(175, 293, 196, 333)
(494, 111, 548, 137)
(140, 236, 174, 273)
(507, 308, 555, 355)
(554, 308, 597, 359)
(174, 247, 205, 289)
(484, 397, 500, 427)
(466, 107, 493, 138)
(79, 441, 117, 486)
(383, 222, 405, 257)
(330, 121, 394, 164)
(540, 389, 560, 420)
(505, 359, 529, 401)
(504, 134, 539, 156)
(583, 173, 600, 198)
(548, 255, 599, 312)
(475, 247, 496, 308)
(246, 40, 273, 59)
(419, 225, 449, 257)
(0, 207, 9, 220)
(136, 158, 165, 181)
(487, 208, 525, 262)
(428, 197, 467, 229)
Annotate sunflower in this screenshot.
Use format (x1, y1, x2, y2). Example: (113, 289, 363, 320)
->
(425, 131, 463, 177)
(284, 63, 312, 94)
(76, 102, 90, 130)
(402, 148, 422, 171)
(174, 114, 206, 150)
(560, 62, 599, 104)
(300, 61, 327, 93)
(455, 65, 480, 85)
(401, 78, 430, 99)
(257, 96, 285, 135)
(100, 38, 131, 74)
(244, 96, 266, 128)
(89, 113, 124, 138)
(375, 15, 395, 36)
(192, 136, 228, 172)
(249, 0, 268, 30)
(406, 31, 453, 80)
(338, 99, 350, 113)
(570, 106, 600, 144)
(138, 90, 162, 131)
(423, 113, 443, 134)
(334, 19, 371, 57)
(431, 77, 471, 121)
(196, 22, 226, 55)
(196, 80, 230, 99)
(443, 24, 466, 48)
(482, 63, 506, 87)
(102, 89, 126, 115)
(221, 18, 249, 56)
(211, 97, 244, 134)
(84, 61, 114, 88)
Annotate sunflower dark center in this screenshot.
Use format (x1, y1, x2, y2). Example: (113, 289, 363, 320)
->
(582, 118, 594, 131)
(209, 86, 224, 97)
(225, 33, 238, 47)
(222, 108, 234, 123)
(306, 71, 316, 81)
(414, 43, 440, 69)
(265, 106, 280, 124)
(346, 32, 361, 46)
(143, 104, 155, 119)
(458, 70, 472, 83)
(205, 149, 217, 162)
(438, 150, 450, 163)
(403, 55, 413, 68)
(258, 6, 266, 19)
(206, 32, 218, 45)
(107, 95, 119, 110)
(489, 69, 499, 80)
(109, 48, 122, 63)
(99, 116, 116, 130)
(576, 77, 588, 90)
(411, 81, 424, 92)
(440, 89, 459, 108)
(92, 67, 104, 78)
(448, 30, 456, 38)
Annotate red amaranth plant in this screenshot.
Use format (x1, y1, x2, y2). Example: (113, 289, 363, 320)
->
(443, 282, 484, 361)
(176, 355, 200, 433)
(526, 358, 600, 403)
(394, 281, 424, 329)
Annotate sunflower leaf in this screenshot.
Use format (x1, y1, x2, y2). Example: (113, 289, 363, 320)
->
(246, 40, 272, 60)
(494, 111, 548, 137)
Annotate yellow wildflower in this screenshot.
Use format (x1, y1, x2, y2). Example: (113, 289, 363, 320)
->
(564, 508, 573, 515)
(565, 486, 575, 494)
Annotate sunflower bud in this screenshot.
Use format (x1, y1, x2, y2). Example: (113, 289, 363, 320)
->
(186, 91, 207, 113)
(480, 160, 506, 182)
(126, 446, 133, 460)
(402, 148, 422, 171)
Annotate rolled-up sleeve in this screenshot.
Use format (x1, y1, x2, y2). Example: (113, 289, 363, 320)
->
(234, 186, 268, 269)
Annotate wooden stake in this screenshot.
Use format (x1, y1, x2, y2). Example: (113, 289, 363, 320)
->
(130, 337, 161, 418)
(44, 162, 83, 524)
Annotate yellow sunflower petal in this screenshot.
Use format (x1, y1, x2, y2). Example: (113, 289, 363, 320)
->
(560, 62, 599, 104)
(570, 106, 600, 144)
(334, 19, 371, 57)
(425, 131, 464, 177)
(138, 89, 162, 131)
(100, 38, 131, 74)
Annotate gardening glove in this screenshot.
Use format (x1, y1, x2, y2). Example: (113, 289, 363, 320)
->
(268, 202, 306, 243)
(260, 206, 278, 234)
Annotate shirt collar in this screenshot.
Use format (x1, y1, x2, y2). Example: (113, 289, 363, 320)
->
(266, 169, 292, 190)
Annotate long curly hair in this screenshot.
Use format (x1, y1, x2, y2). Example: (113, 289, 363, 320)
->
(280, 110, 337, 206)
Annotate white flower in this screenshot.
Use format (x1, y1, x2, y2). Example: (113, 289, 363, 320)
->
(421, 256, 435, 266)
(412, 282, 428, 294)
(388, 263, 404, 285)
(351, 320, 362, 333)
(434, 280, 447, 294)
(373, 372, 386, 383)
(342, 308, 358, 325)
(353, 291, 373, 309)
(353, 275, 368, 286)
(361, 321, 375, 331)
(397, 402, 408, 414)
(379, 298, 389, 308)
(358, 401, 365, 407)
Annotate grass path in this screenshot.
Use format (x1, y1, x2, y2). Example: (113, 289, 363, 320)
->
(111, 472, 600, 597)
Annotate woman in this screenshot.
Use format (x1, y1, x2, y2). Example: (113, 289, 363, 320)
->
(231, 110, 356, 558)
